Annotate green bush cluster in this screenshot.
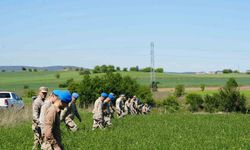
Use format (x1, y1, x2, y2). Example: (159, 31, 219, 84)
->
(174, 84, 185, 97)
(163, 96, 180, 113)
(66, 73, 154, 108)
(186, 78, 246, 113)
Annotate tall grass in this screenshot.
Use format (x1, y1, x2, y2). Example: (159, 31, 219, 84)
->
(0, 106, 32, 127)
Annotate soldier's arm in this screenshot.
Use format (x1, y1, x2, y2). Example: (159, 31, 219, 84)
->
(32, 100, 40, 124)
(73, 104, 82, 122)
(44, 108, 57, 144)
(60, 108, 67, 121)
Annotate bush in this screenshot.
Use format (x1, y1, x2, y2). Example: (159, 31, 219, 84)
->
(203, 94, 220, 113)
(58, 78, 74, 88)
(217, 87, 246, 112)
(200, 84, 205, 91)
(25, 89, 36, 98)
(186, 93, 203, 112)
(226, 78, 238, 89)
(163, 96, 180, 113)
(223, 69, 233, 74)
(79, 70, 91, 75)
(155, 68, 164, 73)
(67, 73, 153, 108)
(55, 73, 60, 79)
(136, 86, 154, 105)
(23, 85, 29, 89)
(174, 85, 185, 97)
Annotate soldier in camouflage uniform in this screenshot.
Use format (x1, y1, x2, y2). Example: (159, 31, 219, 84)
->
(92, 93, 108, 130)
(60, 93, 82, 132)
(32, 87, 48, 150)
(116, 94, 125, 118)
(103, 93, 115, 127)
(42, 90, 72, 150)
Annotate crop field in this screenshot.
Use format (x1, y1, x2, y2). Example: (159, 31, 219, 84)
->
(1, 71, 250, 95)
(1, 111, 250, 149)
(1, 71, 250, 149)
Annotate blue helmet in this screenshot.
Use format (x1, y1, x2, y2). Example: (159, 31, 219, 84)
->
(72, 92, 79, 99)
(53, 90, 72, 103)
(101, 92, 108, 98)
(108, 93, 115, 101)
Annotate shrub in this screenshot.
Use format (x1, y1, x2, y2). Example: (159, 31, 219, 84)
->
(174, 85, 185, 97)
(55, 73, 60, 79)
(163, 96, 180, 113)
(23, 85, 29, 89)
(155, 68, 164, 73)
(186, 93, 203, 112)
(79, 70, 91, 75)
(25, 89, 36, 98)
(203, 94, 220, 113)
(200, 84, 205, 92)
(136, 86, 154, 105)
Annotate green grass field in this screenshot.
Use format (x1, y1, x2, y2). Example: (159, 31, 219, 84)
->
(1, 71, 250, 149)
(1, 111, 250, 149)
(1, 71, 250, 95)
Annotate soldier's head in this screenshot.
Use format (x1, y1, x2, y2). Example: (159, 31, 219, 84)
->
(39, 86, 48, 100)
(52, 90, 72, 109)
(100, 92, 108, 101)
(106, 93, 115, 102)
(120, 94, 125, 99)
(72, 92, 79, 103)
(132, 95, 136, 100)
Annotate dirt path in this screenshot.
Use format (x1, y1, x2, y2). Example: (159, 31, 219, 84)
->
(158, 86, 250, 92)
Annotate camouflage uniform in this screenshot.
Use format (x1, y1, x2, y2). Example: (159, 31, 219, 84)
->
(32, 96, 44, 150)
(124, 99, 131, 115)
(116, 97, 124, 118)
(60, 101, 81, 132)
(92, 97, 104, 130)
(103, 100, 112, 127)
(39, 100, 52, 135)
(130, 98, 137, 115)
(42, 104, 62, 150)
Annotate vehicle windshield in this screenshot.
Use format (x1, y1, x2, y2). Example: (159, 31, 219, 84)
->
(0, 93, 11, 98)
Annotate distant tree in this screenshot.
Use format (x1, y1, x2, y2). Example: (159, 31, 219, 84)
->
(226, 78, 238, 89)
(93, 65, 101, 73)
(22, 67, 27, 71)
(33, 69, 38, 72)
(123, 68, 128, 72)
(247, 71, 250, 75)
(79, 70, 91, 75)
(200, 84, 205, 92)
(223, 69, 233, 74)
(233, 70, 240, 73)
(23, 85, 29, 89)
(75, 68, 80, 71)
(141, 67, 152, 72)
(174, 85, 185, 97)
(1, 69, 6, 72)
(55, 73, 60, 79)
(28, 68, 32, 72)
(156, 68, 164, 73)
(130, 67, 138, 72)
(80, 68, 84, 71)
(116, 67, 121, 71)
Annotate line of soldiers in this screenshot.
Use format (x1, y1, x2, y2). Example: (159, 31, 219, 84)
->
(92, 93, 151, 130)
(32, 87, 81, 150)
(32, 87, 151, 149)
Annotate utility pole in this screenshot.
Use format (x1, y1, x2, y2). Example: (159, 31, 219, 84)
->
(150, 42, 156, 91)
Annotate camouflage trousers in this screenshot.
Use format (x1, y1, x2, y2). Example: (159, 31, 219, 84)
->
(104, 114, 112, 127)
(92, 118, 104, 130)
(32, 124, 42, 150)
(65, 117, 78, 132)
(41, 141, 63, 150)
(116, 109, 124, 118)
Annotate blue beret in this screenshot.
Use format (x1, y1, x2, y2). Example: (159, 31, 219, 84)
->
(53, 90, 72, 103)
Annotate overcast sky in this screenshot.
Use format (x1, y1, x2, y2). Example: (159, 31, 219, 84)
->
(0, 0, 249, 72)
